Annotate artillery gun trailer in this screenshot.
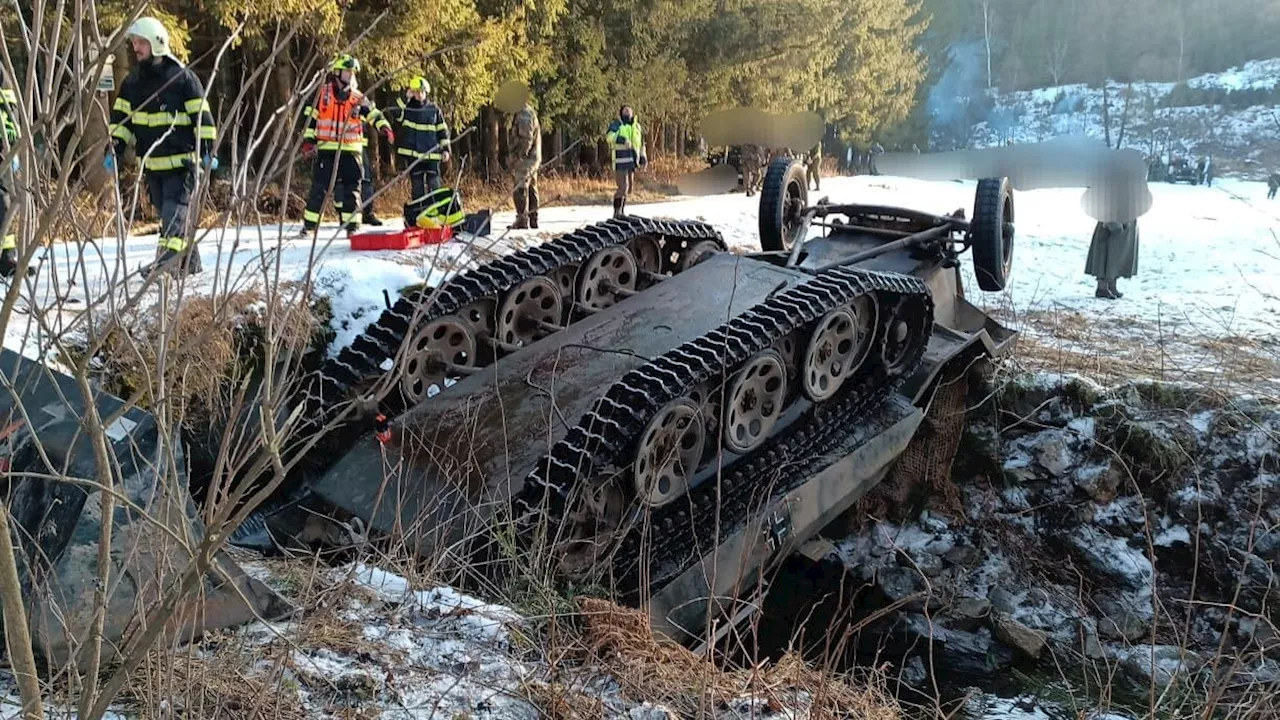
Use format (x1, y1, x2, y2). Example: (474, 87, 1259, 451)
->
(269, 156, 1018, 645)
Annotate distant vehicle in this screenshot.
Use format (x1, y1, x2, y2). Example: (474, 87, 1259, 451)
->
(1167, 156, 1201, 184)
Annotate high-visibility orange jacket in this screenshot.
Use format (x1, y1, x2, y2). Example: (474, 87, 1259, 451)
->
(303, 80, 373, 153)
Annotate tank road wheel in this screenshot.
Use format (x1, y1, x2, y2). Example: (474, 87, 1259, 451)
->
(497, 276, 564, 348)
(577, 246, 638, 312)
(633, 398, 707, 508)
(802, 296, 876, 402)
(879, 295, 931, 378)
(400, 316, 477, 404)
(722, 349, 788, 454)
(628, 236, 663, 281)
(549, 264, 579, 306)
(680, 240, 723, 271)
(759, 157, 811, 253)
(970, 177, 1015, 291)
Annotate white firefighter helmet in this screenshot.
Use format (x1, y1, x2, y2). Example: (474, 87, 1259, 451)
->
(126, 16, 173, 59)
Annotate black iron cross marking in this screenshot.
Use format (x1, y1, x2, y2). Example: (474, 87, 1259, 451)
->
(764, 509, 791, 554)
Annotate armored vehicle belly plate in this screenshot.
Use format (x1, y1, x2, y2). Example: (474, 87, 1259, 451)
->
(308, 252, 813, 543)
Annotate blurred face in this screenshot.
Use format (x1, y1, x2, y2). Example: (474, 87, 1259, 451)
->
(339, 69, 353, 85)
(130, 36, 152, 61)
(621, 106, 633, 122)
(408, 89, 425, 102)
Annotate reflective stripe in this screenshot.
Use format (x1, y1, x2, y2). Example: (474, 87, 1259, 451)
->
(184, 98, 210, 114)
(396, 147, 442, 161)
(112, 96, 132, 113)
(338, 212, 357, 224)
(159, 236, 187, 251)
(1, 234, 14, 250)
(316, 140, 363, 153)
(303, 209, 321, 223)
(401, 119, 446, 133)
(415, 187, 464, 228)
(143, 153, 195, 171)
(198, 125, 216, 141)
(111, 124, 136, 143)
(130, 111, 192, 126)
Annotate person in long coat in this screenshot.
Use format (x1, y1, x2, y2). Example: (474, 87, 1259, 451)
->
(1085, 220, 1139, 299)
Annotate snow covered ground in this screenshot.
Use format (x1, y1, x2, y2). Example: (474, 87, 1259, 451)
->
(4, 171, 1277, 392)
(966, 57, 1280, 165)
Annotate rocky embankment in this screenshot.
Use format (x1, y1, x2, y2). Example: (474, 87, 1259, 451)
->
(833, 372, 1280, 715)
(829, 368, 1280, 712)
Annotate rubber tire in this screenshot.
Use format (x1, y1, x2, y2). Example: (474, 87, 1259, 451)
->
(970, 177, 1014, 292)
(759, 157, 810, 252)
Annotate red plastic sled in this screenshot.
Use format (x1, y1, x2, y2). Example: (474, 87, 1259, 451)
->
(348, 225, 452, 251)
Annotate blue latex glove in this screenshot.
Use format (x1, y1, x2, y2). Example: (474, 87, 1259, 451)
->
(103, 154, 116, 172)
(9, 156, 17, 172)
(201, 154, 219, 171)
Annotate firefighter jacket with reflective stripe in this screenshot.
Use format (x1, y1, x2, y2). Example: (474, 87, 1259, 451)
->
(388, 98, 449, 161)
(360, 104, 392, 148)
(606, 118, 643, 171)
(109, 57, 217, 172)
(0, 88, 17, 146)
(303, 80, 373, 154)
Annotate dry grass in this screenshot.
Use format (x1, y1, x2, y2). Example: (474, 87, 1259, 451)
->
(92, 289, 323, 418)
(988, 306, 1280, 398)
(576, 596, 902, 719)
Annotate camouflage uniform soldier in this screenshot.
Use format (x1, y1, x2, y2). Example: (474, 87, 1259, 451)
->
(1268, 172, 1279, 200)
(806, 142, 821, 191)
(740, 144, 763, 197)
(507, 100, 541, 229)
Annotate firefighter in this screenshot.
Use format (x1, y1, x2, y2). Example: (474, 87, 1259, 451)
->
(606, 104, 645, 218)
(352, 77, 392, 226)
(106, 17, 218, 278)
(0, 66, 26, 279)
(506, 99, 541, 229)
(386, 77, 450, 217)
(299, 54, 389, 237)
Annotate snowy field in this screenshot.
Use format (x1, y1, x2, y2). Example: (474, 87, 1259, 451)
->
(4, 172, 1278, 392)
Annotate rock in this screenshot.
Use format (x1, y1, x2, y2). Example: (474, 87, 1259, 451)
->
(949, 597, 992, 632)
(913, 552, 946, 577)
(1031, 430, 1075, 476)
(919, 511, 950, 533)
(989, 585, 1021, 615)
(878, 566, 924, 604)
(1069, 526, 1154, 592)
(901, 655, 927, 687)
(944, 545, 979, 568)
(1077, 618, 1106, 660)
(993, 613, 1048, 659)
(1075, 462, 1122, 503)
(897, 614, 1013, 680)
(1120, 645, 1204, 691)
(1094, 593, 1152, 642)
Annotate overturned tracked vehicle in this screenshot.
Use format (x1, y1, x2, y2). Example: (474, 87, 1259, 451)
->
(264, 157, 1018, 644)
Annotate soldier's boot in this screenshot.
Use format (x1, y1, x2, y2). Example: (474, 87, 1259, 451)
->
(511, 188, 529, 229)
(528, 186, 539, 229)
(612, 197, 623, 218)
(1108, 278, 1124, 299)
